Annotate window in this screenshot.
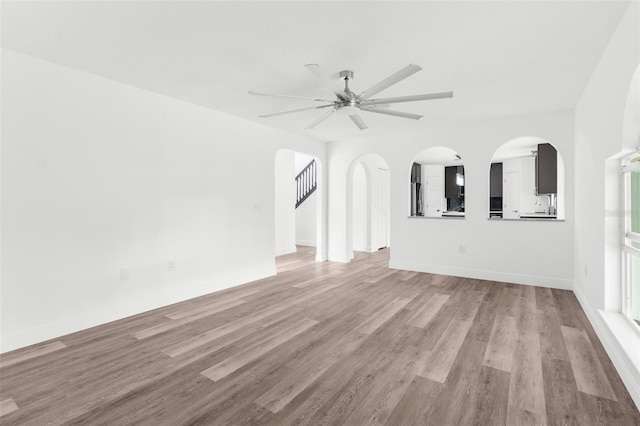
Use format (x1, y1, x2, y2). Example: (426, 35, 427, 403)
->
(623, 153, 640, 328)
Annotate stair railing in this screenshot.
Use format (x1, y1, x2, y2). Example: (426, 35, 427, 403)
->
(295, 159, 317, 208)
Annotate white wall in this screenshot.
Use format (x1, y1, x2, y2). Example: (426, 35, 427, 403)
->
(275, 150, 297, 255)
(0, 50, 326, 352)
(573, 2, 640, 407)
(328, 110, 575, 289)
(294, 152, 314, 176)
(294, 152, 317, 247)
(295, 192, 316, 247)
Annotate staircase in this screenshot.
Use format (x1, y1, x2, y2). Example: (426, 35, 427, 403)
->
(295, 159, 317, 208)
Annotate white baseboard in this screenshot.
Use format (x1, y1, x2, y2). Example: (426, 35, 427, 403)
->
(352, 245, 374, 253)
(295, 240, 316, 247)
(275, 245, 297, 256)
(388, 260, 573, 290)
(573, 286, 640, 410)
(0, 265, 276, 354)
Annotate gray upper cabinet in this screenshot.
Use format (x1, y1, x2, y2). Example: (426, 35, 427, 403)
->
(536, 143, 557, 194)
(490, 163, 503, 197)
(410, 162, 422, 183)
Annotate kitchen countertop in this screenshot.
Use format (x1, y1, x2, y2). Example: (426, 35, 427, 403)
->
(519, 212, 557, 219)
(489, 216, 563, 221)
(408, 214, 465, 219)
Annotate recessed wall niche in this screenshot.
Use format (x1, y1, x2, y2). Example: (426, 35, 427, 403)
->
(409, 147, 465, 218)
(489, 137, 565, 220)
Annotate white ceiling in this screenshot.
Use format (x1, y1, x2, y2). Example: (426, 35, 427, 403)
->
(1, 1, 630, 143)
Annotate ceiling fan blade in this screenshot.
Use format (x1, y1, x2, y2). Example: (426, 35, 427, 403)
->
(349, 114, 368, 130)
(259, 104, 333, 118)
(360, 107, 423, 120)
(305, 64, 347, 98)
(361, 103, 390, 109)
(360, 91, 454, 106)
(358, 64, 422, 100)
(248, 91, 335, 103)
(305, 108, 335, 129)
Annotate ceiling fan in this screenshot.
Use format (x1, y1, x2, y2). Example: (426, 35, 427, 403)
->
(249, 64, 453, 130)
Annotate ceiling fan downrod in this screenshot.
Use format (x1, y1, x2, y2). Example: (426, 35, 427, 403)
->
(340, 70, 355, 100)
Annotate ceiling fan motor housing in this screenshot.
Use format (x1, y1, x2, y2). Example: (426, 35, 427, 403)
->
(336, 104, 360, 115)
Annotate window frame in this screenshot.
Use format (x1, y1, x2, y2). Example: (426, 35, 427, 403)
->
(622, 152, 640, 328)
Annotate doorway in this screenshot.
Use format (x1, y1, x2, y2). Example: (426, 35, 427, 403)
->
(347, 154, 391, 260)
(425, 175, 443, 217)
(274, 149, 324, 262)
(503, 171, 520, 219)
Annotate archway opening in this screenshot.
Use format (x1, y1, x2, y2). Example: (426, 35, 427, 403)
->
(409, 147, 466, 218)
(346, 154, 390, 261)
(489, 137, 565, 220)
(274, 149, 324, 263)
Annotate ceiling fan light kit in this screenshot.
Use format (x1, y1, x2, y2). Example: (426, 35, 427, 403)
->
(249, 64, 454, 130)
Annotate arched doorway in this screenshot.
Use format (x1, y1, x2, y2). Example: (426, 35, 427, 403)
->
(346, 154, 391, 261)
(274, 149, 324, 262)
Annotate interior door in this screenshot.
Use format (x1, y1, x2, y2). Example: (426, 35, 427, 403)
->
(426, 176, 442, 217)
(377, 168, 389, 249)
(503, 171, 520, 219)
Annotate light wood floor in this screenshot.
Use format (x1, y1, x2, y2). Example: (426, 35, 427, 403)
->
(1, 247, 639, 425)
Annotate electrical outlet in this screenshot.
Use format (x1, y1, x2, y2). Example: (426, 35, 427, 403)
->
(168, 260, 176, 271)
(120, 269, 129, 281)
(459, 245, 466, 254)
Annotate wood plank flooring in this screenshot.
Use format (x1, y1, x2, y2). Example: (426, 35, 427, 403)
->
(1, 246, 638, 425)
